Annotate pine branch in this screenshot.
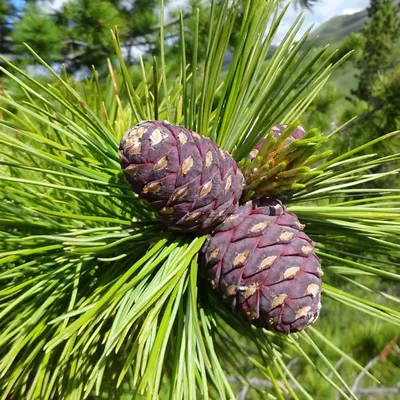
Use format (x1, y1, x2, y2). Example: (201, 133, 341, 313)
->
(0, 1, 399, 398)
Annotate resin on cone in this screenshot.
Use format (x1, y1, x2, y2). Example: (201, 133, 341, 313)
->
(119, 120, 244, 232)
(201, 199, 322, 334)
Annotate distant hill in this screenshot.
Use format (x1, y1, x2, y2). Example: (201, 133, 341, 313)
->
(309, 0, 400, 47)
(309, 10, 368, 47)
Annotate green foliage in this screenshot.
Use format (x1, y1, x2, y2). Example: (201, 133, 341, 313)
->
(291, 298, 400, 400)
(304, 0, 400, 158)
(0, 0, 399, 399)
(121, 0, 159, 38)
(302, 83, 343, 132)
(2, 0, 322, 74)
(332, 33, 365, 64)
(0, 0, 14, 53)
(371, 64, 400, 131)
(355, 0, 400, 101)
(61, 0, 126, 70)
(169, 0, 214, 64)
(333, 0, 400, 156)
(12, 3, 63, 61)
(3, 0, 165, 72)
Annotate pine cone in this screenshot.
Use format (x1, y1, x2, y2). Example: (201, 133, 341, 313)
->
(201, 199, 322, 334)
(247, 124, 306, 160)
(119, 120, 244, 233)
(240, 123, 326, 200)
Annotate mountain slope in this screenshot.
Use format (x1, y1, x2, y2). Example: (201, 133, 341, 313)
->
(309, 0, 400, 47)
(309, 10, 367, 47)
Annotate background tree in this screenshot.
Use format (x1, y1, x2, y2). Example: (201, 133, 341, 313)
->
(56, 0, 125, 71)
(0, 0, 14, 54)
(354, 0, 400, 102)
(340, 0, 400, 154)
(118, 0, 160, 61)
(8, 0, 165, 72)
(304, 0, 400, 155)
(5, 0, 321, 73)
(12, 2, 63, 62)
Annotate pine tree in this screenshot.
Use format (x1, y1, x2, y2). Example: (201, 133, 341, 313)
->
(59, 0, 126, 71)
(7, 0, 320, 73)
(0, 0, 14, 54)
(334, 0, 400, 154)
(119, 0, 160, 60)
(10, 0, 169, 72)
(11, 2, 63, 62)
(355, 0, 400, 102)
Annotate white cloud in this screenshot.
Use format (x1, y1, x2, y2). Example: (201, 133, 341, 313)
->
(342, 8, 363, 15)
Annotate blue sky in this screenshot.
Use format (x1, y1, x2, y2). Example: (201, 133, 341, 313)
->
(12, 0, 24, 9)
